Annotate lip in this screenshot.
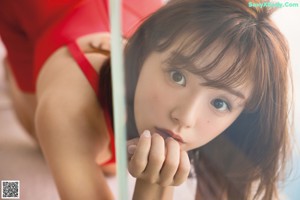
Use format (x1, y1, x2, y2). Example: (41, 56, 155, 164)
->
(155, 127, 185, 143)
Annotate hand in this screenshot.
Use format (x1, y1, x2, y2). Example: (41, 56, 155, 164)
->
(127, 130, 191, 187)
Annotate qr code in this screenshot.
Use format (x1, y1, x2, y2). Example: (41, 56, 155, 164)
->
(1, 180, 20, 199)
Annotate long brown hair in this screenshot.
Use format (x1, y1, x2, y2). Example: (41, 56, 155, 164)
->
(124, 0, 291, 199)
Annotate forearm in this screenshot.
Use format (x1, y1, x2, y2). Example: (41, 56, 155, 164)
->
(133, 179, 174, 200)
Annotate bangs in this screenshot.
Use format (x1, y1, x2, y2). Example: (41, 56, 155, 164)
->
(126, 0, 288, 113)
(163, 34, 256, 87)
(155, 28, 260, 111)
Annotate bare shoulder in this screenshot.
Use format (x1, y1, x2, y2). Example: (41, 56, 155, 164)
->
(35, 35, 110, 128)
(36, 33, 111, 97)
(36, 33, 111, 98)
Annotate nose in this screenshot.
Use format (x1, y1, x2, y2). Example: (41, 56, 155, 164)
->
(170, 94, 200, 128)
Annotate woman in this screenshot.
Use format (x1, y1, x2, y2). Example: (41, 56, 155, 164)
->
(125, 0, 292, 199)
(0, 0, 162, 199)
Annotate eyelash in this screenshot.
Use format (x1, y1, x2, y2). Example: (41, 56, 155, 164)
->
(165, 66, 233, 112)
(168, 69, 186, 86)
(210, 98, 232, 112)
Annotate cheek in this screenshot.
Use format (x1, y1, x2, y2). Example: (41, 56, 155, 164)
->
(150, 88, 167, 103)
(136, 85, 161, 106)
(144, 87, 169, 114)
(139, 75, 170, 106)
(208, 114, 240, 137)
(134, 80, 166, 120)
(195, 115, 240, 144)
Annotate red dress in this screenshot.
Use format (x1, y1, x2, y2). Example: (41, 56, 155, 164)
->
(0, 0, 162, 92)
(0, 0, 162, 165)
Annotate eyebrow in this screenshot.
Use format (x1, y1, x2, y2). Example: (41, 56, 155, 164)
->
(223, 87, 245, 99)
(201, 80, 246, 99)
(164, 51, 198, 69)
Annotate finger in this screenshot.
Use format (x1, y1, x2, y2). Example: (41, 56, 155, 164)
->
(142, 133, 165, 183)
(127, 145, 137, 161)
(127, 138, 139, 159)
(127, 137, 140, 146)
(158, 137, 180, 187)
(128, 130, 151, 177)
(172, 150, 191, 186)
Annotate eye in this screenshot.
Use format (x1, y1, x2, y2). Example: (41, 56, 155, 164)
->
(211, 99, 231, 112)
(170, 70, 186, 86)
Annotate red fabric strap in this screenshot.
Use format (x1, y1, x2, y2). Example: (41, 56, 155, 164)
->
(67, 41, 115, 165)
(67, 41, 99, 96)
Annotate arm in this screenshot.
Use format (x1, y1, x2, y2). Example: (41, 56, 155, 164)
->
(128, 131, 191, 200)
(35, 46, 113, 200)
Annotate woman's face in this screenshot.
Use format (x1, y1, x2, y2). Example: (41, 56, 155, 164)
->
(133, 46, 253, 151)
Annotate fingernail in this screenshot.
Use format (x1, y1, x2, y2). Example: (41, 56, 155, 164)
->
(142, 130, 151, 138)
(127, 145, 136, 155)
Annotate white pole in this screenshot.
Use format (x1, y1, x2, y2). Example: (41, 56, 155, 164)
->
(109, 0, 128, 199)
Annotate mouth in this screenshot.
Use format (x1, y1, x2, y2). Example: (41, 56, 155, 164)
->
(154, 127, 185, 143)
